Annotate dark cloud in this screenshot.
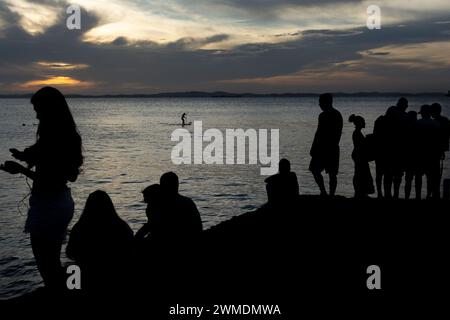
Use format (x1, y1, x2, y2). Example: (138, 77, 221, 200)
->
(366, 51, 390, 56)
(301, 29, 363, 37)
(171, 0, 365, 21)
(166, 34, 230, 50)
(112, 37, 129, 46)
(187, 0, 364, 12)
(0, 1, 450, 93)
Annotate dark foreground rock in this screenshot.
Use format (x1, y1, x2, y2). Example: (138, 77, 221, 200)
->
(2, 196, 449, 316)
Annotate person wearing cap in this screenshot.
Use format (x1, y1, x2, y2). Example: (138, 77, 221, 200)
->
(415, 105, 441, 199)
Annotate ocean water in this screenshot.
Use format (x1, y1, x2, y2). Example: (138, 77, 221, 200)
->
(1, 96, 449, 298)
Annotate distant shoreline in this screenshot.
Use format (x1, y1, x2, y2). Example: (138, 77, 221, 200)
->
(0, 91, 449, 99)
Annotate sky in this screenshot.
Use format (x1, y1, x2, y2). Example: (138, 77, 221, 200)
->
(0, 0, 450, 94)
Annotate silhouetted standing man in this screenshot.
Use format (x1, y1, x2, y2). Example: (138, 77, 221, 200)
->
(431, 102, 450, 198)
(404, 111, 418, 199)
(415, 105, 440, 199)
(309, 93, 343, 197)
(373, 107, 393, 198)
(391, 97, 409, 199)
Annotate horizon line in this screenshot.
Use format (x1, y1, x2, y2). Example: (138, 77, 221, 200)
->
(0, 90, 449, 98)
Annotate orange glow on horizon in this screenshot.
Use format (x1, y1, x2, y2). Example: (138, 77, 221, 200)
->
(20, 76, 94, 88)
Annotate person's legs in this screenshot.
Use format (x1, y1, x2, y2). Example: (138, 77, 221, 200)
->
(312, 170, 327, 195)
(353, 161, 363, 198)
(353, 168, 358, 198)
(393, 171, 403, 199)
(310, 158, 327, 196)
(30, 233, 65, 291)
(384, 173, 393, 199)
(424, 158, 439, 199)
(405, 171, 413, 200)
(329, 173, 337, 197)
(415, 173, 422, 200)
(432, 158, 441, 199)
(375, 161, 383, 198)
(326, 150, 339, 197)
(425, 170, 433, 199)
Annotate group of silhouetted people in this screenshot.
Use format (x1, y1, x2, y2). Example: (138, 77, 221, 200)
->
(1, 87, 449, 294)
(371, 99, 449, 199)
(66, 172, 202, 291)
(307, 93, 450, 199)
(0, 87, 203, 293)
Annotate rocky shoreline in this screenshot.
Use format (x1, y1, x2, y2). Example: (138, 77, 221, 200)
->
(2, 196, 449, 315)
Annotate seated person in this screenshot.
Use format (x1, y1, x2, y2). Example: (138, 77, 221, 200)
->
(66, 190, 134, 291)
(265, 159, 299, 206)
(135, 184, 161, 242)
(151, 172, 203, 243)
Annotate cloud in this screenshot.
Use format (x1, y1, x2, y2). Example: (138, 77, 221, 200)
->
(4, 0, 60, 35)
(35, 61, 89, 70)
(19, 76, 95, 88)
(358, 41, 450, 69)
(0, 0, 450, 93)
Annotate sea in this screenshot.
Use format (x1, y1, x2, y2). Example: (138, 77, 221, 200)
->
(1, 96, 449, 298)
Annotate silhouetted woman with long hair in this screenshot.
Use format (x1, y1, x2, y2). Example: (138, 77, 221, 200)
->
(349, 114, 374, 198)
(0, 86, 83, 291)
(66, 190, 134, 292)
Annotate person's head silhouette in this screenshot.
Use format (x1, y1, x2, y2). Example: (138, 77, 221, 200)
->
(142, 184, 161, 218)
(279, 158, 291, 174)
(30, 86, 83, 181)
(142, 184, 161, 204)
(319, 93, 333, 111)
(160, 172, 179, 197)
(31, 86, 77, 136)
(430, 103, 442, 118)
(396, 97, 408, 112)
(418, 104, 431, 119)
(348, 114, 365, 129)
(79, 190, 119, 225)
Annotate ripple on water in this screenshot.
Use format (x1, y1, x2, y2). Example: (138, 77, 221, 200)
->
(0, 256, 19, 264)
(222, 183, 244, 187)
(121, 180, 147, 184)
(241, 205, 257, 211)
(212, 193, 250, 200)
(92, 178, 113, 184)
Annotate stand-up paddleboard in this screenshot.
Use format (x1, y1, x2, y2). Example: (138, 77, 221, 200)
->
(182, 121, 192, 126)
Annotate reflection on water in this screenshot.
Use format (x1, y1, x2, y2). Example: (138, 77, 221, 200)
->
(1, 96, 449, 298)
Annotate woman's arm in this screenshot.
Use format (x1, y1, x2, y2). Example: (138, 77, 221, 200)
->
(10, 144, 38, 166)
(20, 167, 36, 180)
(0, 161, 35, 180)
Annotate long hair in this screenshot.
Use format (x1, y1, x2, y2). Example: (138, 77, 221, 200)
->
(78, 190, 121, 226)
(31, 86, 83, 181)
